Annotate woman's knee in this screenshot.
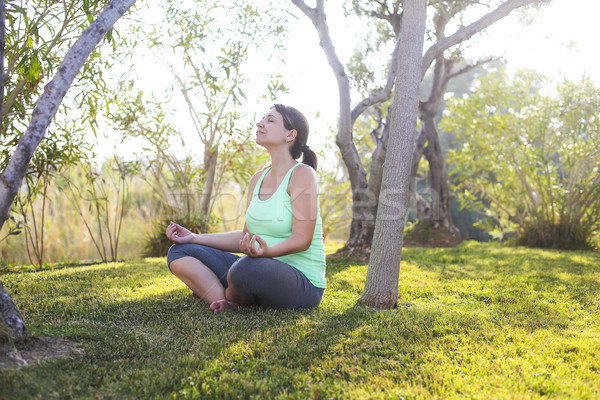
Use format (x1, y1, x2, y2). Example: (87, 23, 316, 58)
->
(168, 256, 188, 276)
(166, 243, 208, 273)
(228, 257, 260, 288)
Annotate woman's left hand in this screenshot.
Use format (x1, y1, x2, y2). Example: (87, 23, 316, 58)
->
(239, 232, 268, 258)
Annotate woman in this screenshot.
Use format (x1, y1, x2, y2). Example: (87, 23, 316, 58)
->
(165, 104, 326, 313)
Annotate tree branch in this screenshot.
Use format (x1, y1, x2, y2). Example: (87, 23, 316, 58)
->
(421, 0, 546, 79)
(290, 0, 316, 19)
(447, 56, 498, 81)
(351, 33, 402, 125)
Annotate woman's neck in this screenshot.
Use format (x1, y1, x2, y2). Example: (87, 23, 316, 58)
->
(268, 149, 297, 177)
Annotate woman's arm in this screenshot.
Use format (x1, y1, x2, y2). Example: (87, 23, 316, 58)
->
(166, 222, 245, 252)
(240, 165, 318, 258)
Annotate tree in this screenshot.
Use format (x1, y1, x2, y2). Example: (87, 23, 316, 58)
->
(136, 0, 287, 229)
(360, 0, 427, 309)
(2, 0, 124, 267)
(443, 70, 600, 249)
(0, 0, 136, 345)
(291, 0, 549, 259)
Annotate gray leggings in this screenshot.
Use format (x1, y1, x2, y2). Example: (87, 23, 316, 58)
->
(167, 244, 325, 309)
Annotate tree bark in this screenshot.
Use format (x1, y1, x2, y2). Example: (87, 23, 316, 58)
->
(0, 0, 25, 345)
(360, 0, 427, 309)
(0, 0, 137, 231)
(0, 280, 29, 344)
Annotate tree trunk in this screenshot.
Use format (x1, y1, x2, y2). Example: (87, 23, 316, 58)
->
(0, 0, 27, 346)
(420, 113, 457, 234)
(360, 0, 427, 309)
(350, 108, 391, 254)
(199, 146, 218, 230)
(0, 281, 29, 344)
(291, 0, 373, 257)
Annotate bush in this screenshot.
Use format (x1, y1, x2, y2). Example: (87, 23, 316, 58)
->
(443, 70, 600, 249)
(142, 214, 220, 257)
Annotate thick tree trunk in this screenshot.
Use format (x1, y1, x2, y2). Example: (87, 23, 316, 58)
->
(420, 113, 458, 234)
(360, 0, 427, 309)
(0, 281, 29, 344)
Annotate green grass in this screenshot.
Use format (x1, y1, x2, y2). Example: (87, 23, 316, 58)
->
(1, 241, 599, 399)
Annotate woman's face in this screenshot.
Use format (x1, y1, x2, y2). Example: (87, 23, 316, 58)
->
(255, 108, 295, 148)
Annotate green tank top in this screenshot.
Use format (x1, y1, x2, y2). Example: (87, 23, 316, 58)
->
(245, 163, 326, 288)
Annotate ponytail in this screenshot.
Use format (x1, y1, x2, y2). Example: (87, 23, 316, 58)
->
(301, 145, 318, 171)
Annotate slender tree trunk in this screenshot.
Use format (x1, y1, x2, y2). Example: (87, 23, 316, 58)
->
(355, 109, 391, 251)
(200, 146, 218, 230)
(0, 0, 25, 345)
(360, 0, 427, 309)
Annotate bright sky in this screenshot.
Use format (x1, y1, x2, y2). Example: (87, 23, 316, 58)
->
(100, 0, 600, 167)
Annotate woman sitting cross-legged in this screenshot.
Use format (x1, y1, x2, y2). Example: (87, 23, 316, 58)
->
(165, 104, 326, 313)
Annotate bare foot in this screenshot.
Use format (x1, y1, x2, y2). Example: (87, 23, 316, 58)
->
(209, 299, 239, 314)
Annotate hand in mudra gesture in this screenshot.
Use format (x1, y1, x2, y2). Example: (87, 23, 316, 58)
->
(165, 221, 194, 244)
(239, 232, 269, 258)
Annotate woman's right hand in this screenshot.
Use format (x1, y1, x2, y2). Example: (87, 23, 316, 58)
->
(165, 221, 195, 244)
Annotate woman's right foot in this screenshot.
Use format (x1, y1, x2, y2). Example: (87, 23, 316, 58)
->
(209, 299, 239, 314)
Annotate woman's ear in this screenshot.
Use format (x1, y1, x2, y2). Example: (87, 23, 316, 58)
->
(286, 129, 297, 143)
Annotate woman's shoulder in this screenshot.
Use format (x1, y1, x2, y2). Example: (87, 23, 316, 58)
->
(289, 163, 318, 190)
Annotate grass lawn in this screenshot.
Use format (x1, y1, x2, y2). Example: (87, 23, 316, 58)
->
(1, 241, 599, 399)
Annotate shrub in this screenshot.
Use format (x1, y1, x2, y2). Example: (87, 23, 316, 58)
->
(443, 70, 600, 249)
(142, 213, 220, 257)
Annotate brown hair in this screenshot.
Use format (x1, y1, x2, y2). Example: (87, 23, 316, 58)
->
(273, 104, 318, 170)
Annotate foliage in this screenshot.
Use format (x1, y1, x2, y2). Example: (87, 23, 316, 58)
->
(0, 160, 152, 265)
(142, 213, 220, 258)
(12, 127, 87, 267)
(57, 156, 139, 262)
(127, 0, 288, 224)
(443, 70, 600, 249)
(1, 242, 599, 397)
(1, 0, 123, 265)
